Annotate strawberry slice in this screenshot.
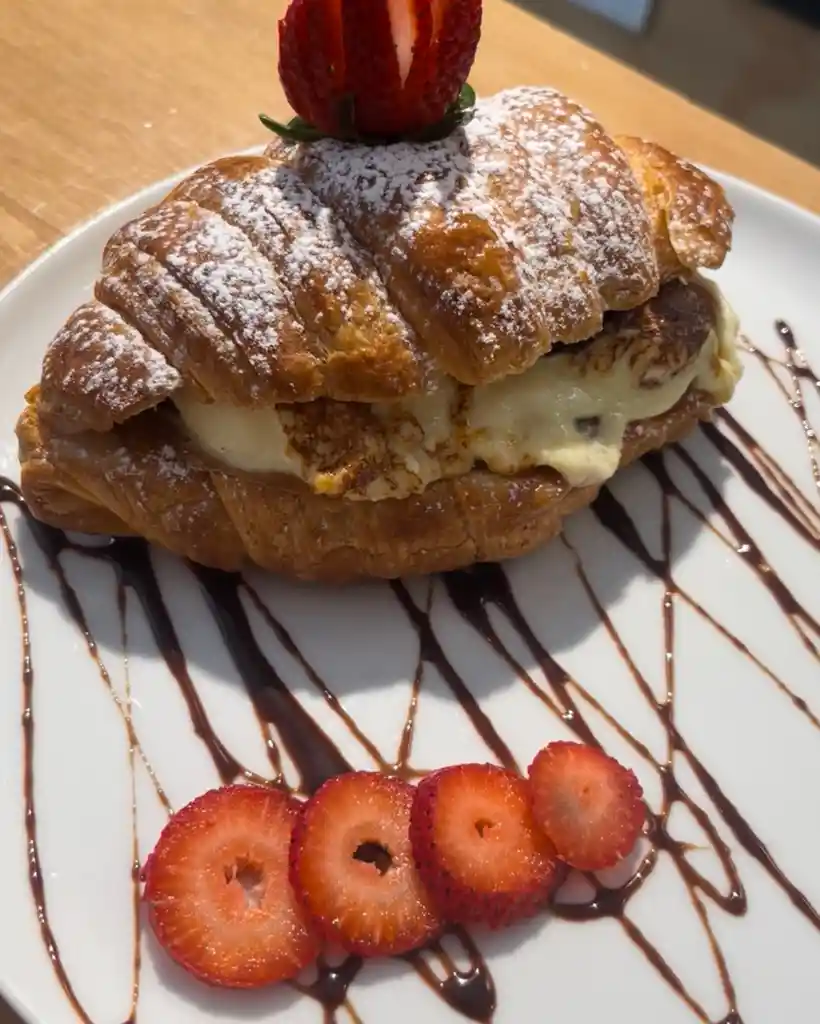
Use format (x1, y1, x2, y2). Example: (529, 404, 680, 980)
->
(290, 772, 441, 956)
(528, 742, 646, 871)
(410, 763, 562, 928)
(142, 785, 319, 988)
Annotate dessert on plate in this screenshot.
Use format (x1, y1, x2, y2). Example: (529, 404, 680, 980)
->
(15, 0, 742, 581)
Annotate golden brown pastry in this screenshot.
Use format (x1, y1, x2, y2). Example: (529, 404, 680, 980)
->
(16, 86, 742, 581)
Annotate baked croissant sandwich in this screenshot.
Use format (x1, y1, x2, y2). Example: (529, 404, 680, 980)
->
(16, 85, 742, 581)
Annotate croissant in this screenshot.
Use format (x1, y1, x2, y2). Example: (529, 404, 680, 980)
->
(16, 86, 742, 581)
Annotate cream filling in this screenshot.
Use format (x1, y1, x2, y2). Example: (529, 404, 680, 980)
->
(176, 281, 742, 497)
(467, 280, 741, 487)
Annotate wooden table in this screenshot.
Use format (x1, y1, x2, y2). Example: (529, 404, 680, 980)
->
(2, 0, 820, 291)
(0, 1, 818, 1021)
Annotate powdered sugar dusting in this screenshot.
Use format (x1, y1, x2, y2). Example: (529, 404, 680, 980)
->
(125, 202, 305, 381)
(484, 87, 657, 300)
(291, 86, 659, 366)
(43, 301, 181, 426)
(215, 162, 365, 296)
(292, 117, 533, 359)
(104, 440, 191, 487)
(99, 241, 260, 401)
(39, 85, 716, 436)
(183, 160, 417, 354)
(664, 160, 733, 268)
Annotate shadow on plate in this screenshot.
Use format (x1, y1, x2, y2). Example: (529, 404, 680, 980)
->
(142, 902, 561, 1020)
(142, 920, 304, 1019)
(11, 431, 730, 727)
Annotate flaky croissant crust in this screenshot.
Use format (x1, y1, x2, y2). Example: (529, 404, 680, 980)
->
(33, 86, 733, 438)
(17, 86, 736, 580)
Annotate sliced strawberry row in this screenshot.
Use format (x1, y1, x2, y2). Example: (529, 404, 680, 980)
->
(142, 743, 644, 989)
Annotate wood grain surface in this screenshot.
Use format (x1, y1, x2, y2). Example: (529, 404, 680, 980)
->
(0, 1, 818, 1022)
(1, 0, 820, 292)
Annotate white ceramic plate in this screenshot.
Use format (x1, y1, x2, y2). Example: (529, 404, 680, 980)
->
(0, 167, 819, 1024)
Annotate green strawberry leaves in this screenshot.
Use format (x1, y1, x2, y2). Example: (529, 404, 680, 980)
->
(258, 82, 477, 146)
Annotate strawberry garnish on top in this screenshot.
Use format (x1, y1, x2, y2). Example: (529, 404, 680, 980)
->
(528, 742, 646, 872)
(410, 763, 563, 928)
(275, 0, 482, 140)
(290, 772, 442, 956)
(142, 785, 319, 988)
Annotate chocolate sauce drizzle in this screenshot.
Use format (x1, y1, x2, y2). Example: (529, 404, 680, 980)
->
(405, 928, 496, 1022)
(1, 320, 819, 1023)
(294, 954, 365, 1024)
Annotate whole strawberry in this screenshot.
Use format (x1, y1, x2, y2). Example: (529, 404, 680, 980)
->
(277, 0, 483, 140)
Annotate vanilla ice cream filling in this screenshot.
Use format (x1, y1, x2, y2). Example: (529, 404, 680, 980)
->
(175, 281, 741, 498)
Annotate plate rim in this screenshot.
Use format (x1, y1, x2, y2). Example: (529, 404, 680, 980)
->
(0, 158, 819, 1024)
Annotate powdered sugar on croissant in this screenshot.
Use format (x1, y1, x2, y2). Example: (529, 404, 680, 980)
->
(37, 86, 734, 436)
(18, 85, 740, 581)
(291, 86, 661, 381)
